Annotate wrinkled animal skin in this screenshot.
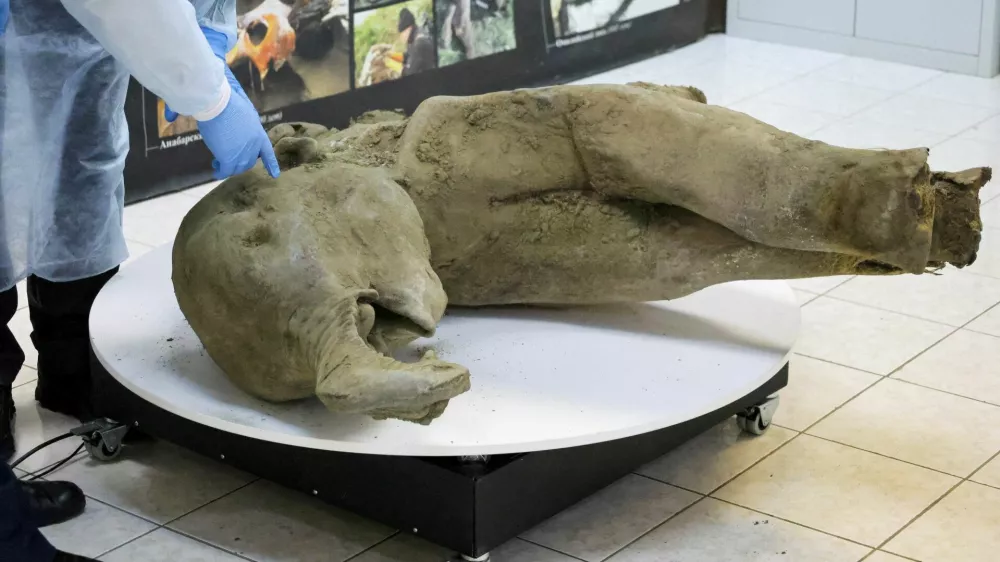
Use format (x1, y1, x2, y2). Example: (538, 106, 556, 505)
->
(173, 83, 990, 424)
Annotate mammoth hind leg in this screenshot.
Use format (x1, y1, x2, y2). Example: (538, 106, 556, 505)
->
(401, 83, 987, 274)
(439, 191, 932, 307)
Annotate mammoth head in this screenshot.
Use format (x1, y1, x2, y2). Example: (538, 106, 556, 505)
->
(172, 133, 469, 424)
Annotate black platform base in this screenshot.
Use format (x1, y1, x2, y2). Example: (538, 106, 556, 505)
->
(91, 353, 787, 558)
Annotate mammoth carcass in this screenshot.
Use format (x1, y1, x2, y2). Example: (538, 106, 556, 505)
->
(173, 83, 989, 424)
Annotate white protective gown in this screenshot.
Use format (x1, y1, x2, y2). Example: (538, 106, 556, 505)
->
(0, 0, 235, 292)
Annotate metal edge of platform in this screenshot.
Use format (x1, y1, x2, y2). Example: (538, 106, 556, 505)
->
(91, 349, 788, 558)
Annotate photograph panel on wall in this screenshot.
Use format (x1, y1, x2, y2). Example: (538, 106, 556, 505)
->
(155, 0, 352, 141)
(354, 0, 437, 87)
(549, 0, 681, 44)
(436, 0, 516, 67)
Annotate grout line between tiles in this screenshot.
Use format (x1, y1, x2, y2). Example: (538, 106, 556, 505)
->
(11, 366, 37, 389)
(793, 353, 885, 377)
(340, 530, 401, 562)
(892, 376, 1000, 409)
(799, 433, 967, 479)
(590, 495, 711, 562)
(161, 477, 261, 527)
(810, 292, 987, 328)
(630, 471, 708, 497)
(608, 358, 893, 556)
(514, 536, 592, 562)
(92, 525, 162, 560)
(709, 495, 877, 550)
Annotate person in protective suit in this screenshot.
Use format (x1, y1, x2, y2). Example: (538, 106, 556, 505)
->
(0, 0, 279, 560)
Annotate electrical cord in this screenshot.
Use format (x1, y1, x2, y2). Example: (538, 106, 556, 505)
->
(28, 443, 86, 481)
(9, 432, 74, 470)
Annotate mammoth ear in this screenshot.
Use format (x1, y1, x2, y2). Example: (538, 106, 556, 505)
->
(267, 122, 331, 145)
(273, 137, 324, 170)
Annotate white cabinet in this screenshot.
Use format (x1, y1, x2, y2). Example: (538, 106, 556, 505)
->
(856, 0, 983, 55)
(739, 0, 856, 35)
(727, 0, 1000, 77)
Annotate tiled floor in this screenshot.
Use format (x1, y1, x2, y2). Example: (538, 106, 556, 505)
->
(9, 34, 1000, 561)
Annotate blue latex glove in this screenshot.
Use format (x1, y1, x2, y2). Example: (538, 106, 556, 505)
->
(165, 27, 279, 180)
(1, 0, 8, 36)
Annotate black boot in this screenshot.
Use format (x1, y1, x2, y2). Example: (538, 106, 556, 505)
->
(53, 551, 98, 562)
(19, 479, 86, 528)
(0, 384, 14, 463)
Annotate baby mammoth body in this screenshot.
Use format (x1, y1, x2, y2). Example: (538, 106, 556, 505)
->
(173, 83, 990, 424)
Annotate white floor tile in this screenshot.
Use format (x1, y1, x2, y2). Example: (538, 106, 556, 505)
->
(697, 35, 846, 75)
(811, 118, 947, 150)
(50, 440, 255, 524)
(10, 380, 83, 473)
(637, 419, 796, 494)
(520, 474, 699, 561)
(852, 94, 997, 136)
(929, 138, 1000, 201)
(349, 534, 580, 562)
(966, 304, 1000, 337)
(123, 193, 200, 247)
(645, 58, 801, 106)
(866, 552, 913, 562)
(809, 57, 941, 92)
(786, 276, 854, 294)
(714, 435, 958, 547)
(101, 528, 245, 562)
(892, 329, 1000, 406)
(912, 73, 1000, 110)
(885, 482, 1000, 562)
(10, 307, 35, 369)
(771, 356, 879, 432)
(982, 198, 1000, 228)
(725, 99, 841, 137)
(345, 534, 450, 562)
(794, 290, 819, 306)
(757, 77, 894, 116)
(42, 500, 155, 559)
(11, 365, 36, 389)
(827, 271, 1000, 326)
(170, 480, 394, 562)
(958, 113, 1000, 143)
(965, 228, 1000, 279)
(607, 498, 869, 562)
(797, 297, 952, 375)
(808, 379, 1000, 476)
(15, 280, 26, 310)
(971, 455, 1000, 489)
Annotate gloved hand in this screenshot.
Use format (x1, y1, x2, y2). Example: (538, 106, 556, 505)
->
(165, 27, 279, 180)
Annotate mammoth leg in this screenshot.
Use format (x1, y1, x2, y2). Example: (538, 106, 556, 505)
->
(397, 83, 985, 274)
(439, 192, 897, 307)
(307, 300, 471, 424)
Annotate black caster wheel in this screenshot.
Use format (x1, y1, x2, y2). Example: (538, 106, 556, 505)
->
(75, 419, 130, 463)
(736, 394, 780, 436)
(85, 437, 122, 462)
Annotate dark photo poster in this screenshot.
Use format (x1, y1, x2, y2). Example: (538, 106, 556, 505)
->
(353, 0, 436, 87)
(548, 0, 682, 46)
(123, 0, 719, 202)
(151, 0, 352, 143)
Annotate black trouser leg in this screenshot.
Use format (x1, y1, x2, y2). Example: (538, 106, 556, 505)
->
(0, 463, 56, 562)
(27, 268, 118, 421)
(0, 286, 24, 388)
